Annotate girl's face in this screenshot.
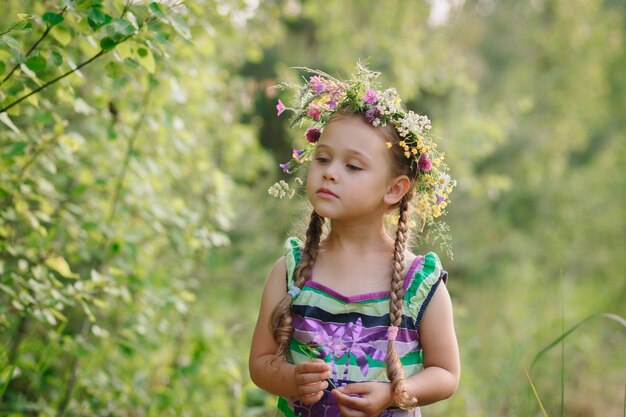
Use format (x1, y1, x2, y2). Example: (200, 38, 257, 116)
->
(306, 115, 404, 222)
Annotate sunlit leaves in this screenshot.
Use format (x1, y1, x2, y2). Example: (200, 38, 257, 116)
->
(25, 54, 46, 73)
(50, 24, 71, 46)
(42, 12, 64, 27)
(86, 6, 112, 31)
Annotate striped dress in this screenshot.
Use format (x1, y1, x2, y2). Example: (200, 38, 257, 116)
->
(276, 237, 447, 417)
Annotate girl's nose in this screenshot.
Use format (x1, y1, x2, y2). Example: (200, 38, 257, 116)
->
(322, 164, 337, 182)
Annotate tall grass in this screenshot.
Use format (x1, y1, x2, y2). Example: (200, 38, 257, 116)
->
(527, 313, 626, 417)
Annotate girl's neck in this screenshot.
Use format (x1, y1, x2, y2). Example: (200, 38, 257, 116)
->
(323, 219, 394, 253)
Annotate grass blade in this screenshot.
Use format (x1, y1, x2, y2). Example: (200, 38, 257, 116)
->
(530, 312, 626, 371)
(525, 368, 550, 417)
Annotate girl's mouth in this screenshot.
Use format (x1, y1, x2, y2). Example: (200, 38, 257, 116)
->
(317, 188, 338, 198)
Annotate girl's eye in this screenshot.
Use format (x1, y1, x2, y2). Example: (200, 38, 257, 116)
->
(346, 164, 362, 171)
(315, 157, 330, 164)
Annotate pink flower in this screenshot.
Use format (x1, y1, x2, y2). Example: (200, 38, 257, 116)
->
(276, 99, 285, 116)
(306, 128, 321, 143)
(418, 153, 432, 172)
(309, 76, 326, 93)
(307, 104, 322, 121)
(364, 89, 378, 104)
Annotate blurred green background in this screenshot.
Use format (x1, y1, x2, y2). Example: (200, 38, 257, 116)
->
(1, 1, 624, 416)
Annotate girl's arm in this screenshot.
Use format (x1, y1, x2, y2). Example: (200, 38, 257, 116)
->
(405, 281, 460, 404)
(248, 256, 330, 401)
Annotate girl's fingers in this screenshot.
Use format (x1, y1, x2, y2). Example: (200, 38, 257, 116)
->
(297, 379, 329, 396)
(295, 359, 330, 373)
(332, 389, 363, 408)
(299, 390, 324, 405)
(294, 370, 331, 385)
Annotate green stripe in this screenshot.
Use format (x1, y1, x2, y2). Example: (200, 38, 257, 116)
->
(289, 237, 301, 265)
(304, 285, 390, 304)
(405, 252, 439, 302)
(276, 397, 295, 416)
(293, 290, 391, 317)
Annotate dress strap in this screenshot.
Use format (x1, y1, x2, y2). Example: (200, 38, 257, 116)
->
(283, 237, 303, 288)
(405, 252, 446, 328)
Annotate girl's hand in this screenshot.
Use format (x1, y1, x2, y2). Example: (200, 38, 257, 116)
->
(294, 359, 331, 405)
(331, 382, 393, 416)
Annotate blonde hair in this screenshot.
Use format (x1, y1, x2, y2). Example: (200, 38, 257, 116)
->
(270, 112, 419, 409)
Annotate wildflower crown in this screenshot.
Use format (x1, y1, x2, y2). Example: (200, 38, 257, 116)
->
(269, 63, 456, 234)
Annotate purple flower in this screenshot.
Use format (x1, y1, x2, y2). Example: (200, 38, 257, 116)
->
(418, 153, 432, 172)
(436, 194, 445, 204)
(279, 162, 291, 173)
(292, 148, 304, 159)
(364, 106, 382, 125)
(363, 89, 378, 104)
(276, 99, 285, 116)
(307, 104, 322, 121)
(306, 128, 321, 143)
(326, 97, 338, 109)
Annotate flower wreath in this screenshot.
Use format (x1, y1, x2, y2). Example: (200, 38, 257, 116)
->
(269, 63, 456, 252)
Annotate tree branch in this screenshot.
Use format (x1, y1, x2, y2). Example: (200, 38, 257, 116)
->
(55, 317, 90, 417)
(0, 48, 108, 114)
(0, 7, 68, 86)
(0, 8, 167, 116)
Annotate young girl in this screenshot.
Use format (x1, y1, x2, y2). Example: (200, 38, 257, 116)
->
(249, 65, 460, 416)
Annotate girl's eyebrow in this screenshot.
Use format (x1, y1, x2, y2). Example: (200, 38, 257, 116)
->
(316, 144, 372, 162)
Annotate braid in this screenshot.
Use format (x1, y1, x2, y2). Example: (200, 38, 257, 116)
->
(270, 210, 325, 362)
(386, 191, 419, 409)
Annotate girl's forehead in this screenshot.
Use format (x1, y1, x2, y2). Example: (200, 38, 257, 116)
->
(319, 115, 388, 151)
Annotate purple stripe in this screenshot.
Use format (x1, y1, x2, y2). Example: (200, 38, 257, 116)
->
(403, 255, 424, 291)
(292, 315, 419, 344)
(306, 255, 425, 303)
(306, 281, 388, 303)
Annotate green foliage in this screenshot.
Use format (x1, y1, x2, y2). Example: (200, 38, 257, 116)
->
(1, 0, 625, 416)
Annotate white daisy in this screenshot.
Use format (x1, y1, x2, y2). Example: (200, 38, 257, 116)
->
(436, 172, 451, 191)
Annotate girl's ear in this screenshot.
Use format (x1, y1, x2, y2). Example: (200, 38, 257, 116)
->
(384, 175, 411, 206)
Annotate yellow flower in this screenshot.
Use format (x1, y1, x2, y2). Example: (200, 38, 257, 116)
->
(404, 151, 411, 158)
(399, 141, 406, 147)
(411, 148, 418, 155)
(386, 141, 393, 149)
